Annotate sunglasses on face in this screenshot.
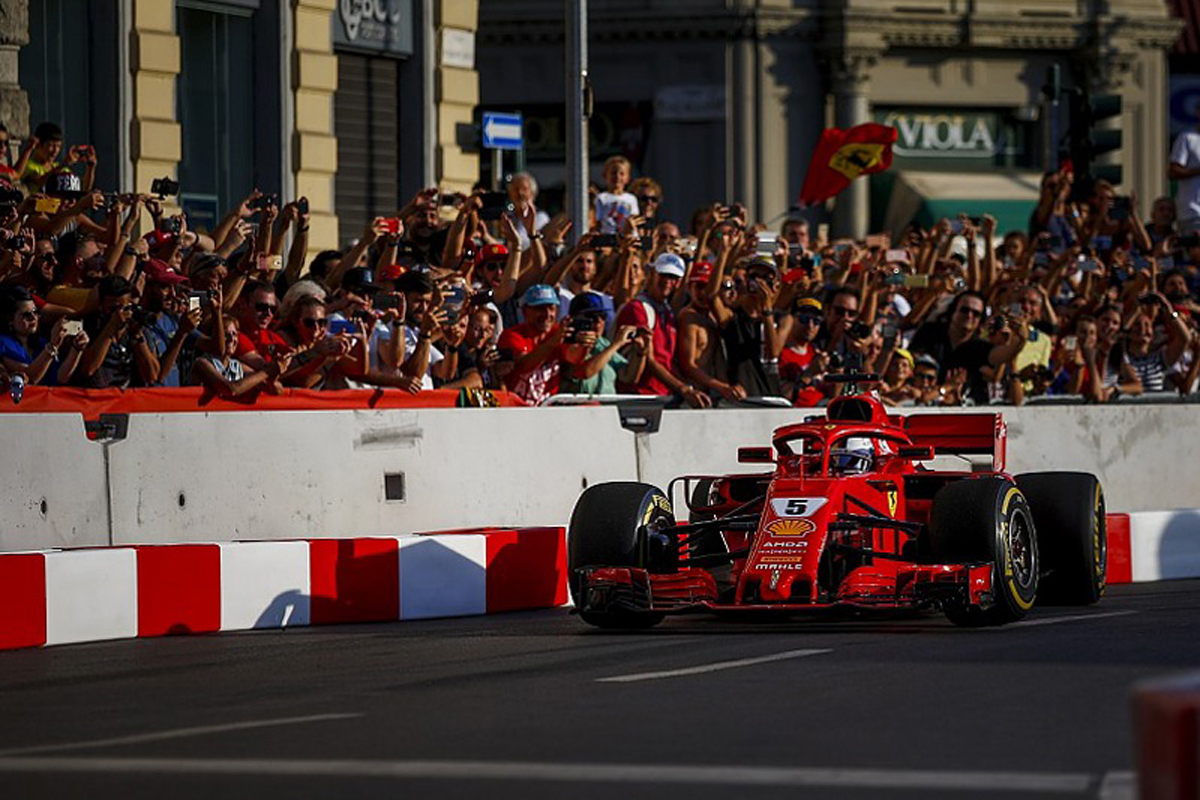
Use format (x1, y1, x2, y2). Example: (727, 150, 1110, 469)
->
(482, 262, 503, 272)
(797, 314, 821, 324)
(721, 281, 737, 292)
(19, 310, 38, 321)
(255, 302, 278, 315)
(914, 372, 937, 383)
(301, 317, 327, 330)
(958, 306, 984, 319)
(637, 195, 660, 205)
(832, 306, 857, 317)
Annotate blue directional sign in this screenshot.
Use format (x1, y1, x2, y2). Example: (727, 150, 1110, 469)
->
(482, 111, 524, 150)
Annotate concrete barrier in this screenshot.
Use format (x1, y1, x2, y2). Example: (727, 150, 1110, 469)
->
(0, 414, 108, 551)
(104, 407, 635, 544)
(1134, 671, 1200, 800)
(0, 527, 567, 651)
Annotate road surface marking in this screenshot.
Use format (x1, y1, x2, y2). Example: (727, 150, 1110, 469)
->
(0, 713, 362, 757)
(597, 648, 831, 683)
(0, 756, 1097, 792)
(1015, 611, 1138, 628)
(1098, 771, 1135, 800)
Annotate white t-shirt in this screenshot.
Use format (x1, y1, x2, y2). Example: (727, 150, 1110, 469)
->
(403, 324, 444, 391)
(1170, 130, 1200, 229)
(593, 192, 639, 234)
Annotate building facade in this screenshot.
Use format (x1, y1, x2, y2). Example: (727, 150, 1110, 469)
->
(8, 0, 481, 257)
(1, 1, 1184, 251)
(477, 0, 1181, 237)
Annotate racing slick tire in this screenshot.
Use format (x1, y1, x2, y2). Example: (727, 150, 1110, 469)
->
(1015, 472, 1106, 606)
(930, 477, 1039, 627)
(568, 482, 671, 629)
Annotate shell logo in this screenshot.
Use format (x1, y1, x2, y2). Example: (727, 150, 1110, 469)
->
(764, 519, 815, 537)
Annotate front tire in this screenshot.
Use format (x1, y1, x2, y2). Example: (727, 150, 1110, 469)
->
(930, 478, 1038, 627)
(1016, 472, 1106, 605)
(568, 482, 672, 629)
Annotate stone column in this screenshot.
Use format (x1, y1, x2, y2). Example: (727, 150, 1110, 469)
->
(0, 0, 30, 139)
(830, 51, 875, 240)
(293, 0, 340, 255)
(131, 0, 181, 203)
(437, 0, 480, 195)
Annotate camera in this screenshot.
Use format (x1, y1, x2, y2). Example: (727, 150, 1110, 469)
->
(150, 176, 180, 197)
(478, 192, 513, 222)
(472, 289, 494, 306)
(0, 186, 24, 207)
(849, 321, 872, 340)
(160, 216, 182, 235)
(375, 294, 402, 311)
(9, 235, 27, 251)
(591, 233, 619, 249)
(129, 306, 158, 328)
(1109, 196, 1131, 221)
(248, 194, 277, 211)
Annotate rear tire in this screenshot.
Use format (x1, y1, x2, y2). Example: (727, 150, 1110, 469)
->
(1016, 472, 1106, 605)
(568, 482, 671, 629)
(930, 478, 1038, 627)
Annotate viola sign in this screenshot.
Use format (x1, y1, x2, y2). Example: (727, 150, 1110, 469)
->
(335, 0, 414, 57)
(876, 110, 1002, 159)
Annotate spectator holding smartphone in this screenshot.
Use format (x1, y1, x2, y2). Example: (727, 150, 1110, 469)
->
(75, 275, 160, 388)
(192, 315, 291, 398)
(232, 280, 290, 369)
(0, 285, 85, 385)
(629, 176, 663, 225)
(1126, 293, 1191, 391)
(559, 291, 644, 396)
(496, 284, 567, 404)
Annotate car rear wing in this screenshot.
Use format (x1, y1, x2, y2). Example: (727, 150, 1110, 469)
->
(889, 413, 1007, 472)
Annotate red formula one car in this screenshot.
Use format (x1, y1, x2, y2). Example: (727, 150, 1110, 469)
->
(568, 382, 1107, 629)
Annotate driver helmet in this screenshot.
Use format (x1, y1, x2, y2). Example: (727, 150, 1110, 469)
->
(830, 436, 874, 476)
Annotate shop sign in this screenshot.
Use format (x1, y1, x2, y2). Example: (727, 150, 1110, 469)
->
(876, 110, 1001, 159)
(335, 0, 414, 57)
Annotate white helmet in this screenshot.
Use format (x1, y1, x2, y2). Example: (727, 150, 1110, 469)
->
(830, 436, 874, 476)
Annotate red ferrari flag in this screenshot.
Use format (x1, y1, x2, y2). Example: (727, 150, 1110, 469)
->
(798, 123, 898, 207)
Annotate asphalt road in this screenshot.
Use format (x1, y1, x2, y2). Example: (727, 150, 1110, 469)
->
(1, 580, 1198, 800)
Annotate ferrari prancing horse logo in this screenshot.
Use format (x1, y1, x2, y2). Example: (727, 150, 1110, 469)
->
(886, 489, 898, 517)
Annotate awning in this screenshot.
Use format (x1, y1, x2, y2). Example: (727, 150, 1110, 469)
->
(882, 170, 1043, 237)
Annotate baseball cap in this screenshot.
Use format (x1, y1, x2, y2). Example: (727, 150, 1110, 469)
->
(45, 170, 82, 199)
(746, 256, 779, 276)
(895, 348, 915, 366)
(793, 296, 823, 315)
(652, 252, 687, 278)
(689, 261, 714, 284)
(914, 353, 939, 371)
(188, 253, 226, 278)
(568, 291, 606, 317)
(143, 258, 188, 286)
(476, 243, 509, 266)
(395, 270, 434, 294)
(521, 283, 559, 307)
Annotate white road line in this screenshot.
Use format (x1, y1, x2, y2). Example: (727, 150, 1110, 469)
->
(0, 713, 362, 757)
(1015, 611, 1138, 628)
(1098, 771, 1136, 800)
(596, 648, 831, 683)
(0, 756, 1097, 792)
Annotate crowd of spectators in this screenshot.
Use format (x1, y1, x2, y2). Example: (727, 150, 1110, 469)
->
(2, 117, 1200, 408)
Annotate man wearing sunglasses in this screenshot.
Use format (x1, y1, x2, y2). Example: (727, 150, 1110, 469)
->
(909, 290, 1026, 405)
(232, 280, 291, 371)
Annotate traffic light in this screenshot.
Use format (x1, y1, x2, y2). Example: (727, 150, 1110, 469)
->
(1067, 89, 1123, 192)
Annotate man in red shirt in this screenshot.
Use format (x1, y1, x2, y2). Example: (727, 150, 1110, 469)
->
(497, 284, 568, 404)
(234, 280, 291, 369)
(615, 252, 710, 407)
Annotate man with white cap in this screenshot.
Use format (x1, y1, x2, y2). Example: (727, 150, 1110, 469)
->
(614, 252, 711, 407)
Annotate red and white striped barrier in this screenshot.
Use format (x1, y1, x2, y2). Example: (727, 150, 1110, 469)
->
(1104, 511, 1200, 586)
(0, 528, 567, 650)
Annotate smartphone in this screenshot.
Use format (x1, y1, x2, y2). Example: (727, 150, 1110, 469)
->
(816, 223, 830, 245)
(1090, 235, 1112, 251)
(1062, 335, 1078, 351)
(755, 232, 778, 258)
(35, 197, 61, 214)
(1006, 302, 1023, 318)
(865, 233, 889, 248)
(62, 320, 83, 337)
(948, 220, 964, 235)
(375, 294, 402, 311)
(639, 235, 654, 252)
(248, 194, 277, 211)
(591, 233, 619, 249)
(296, 197, 309, 215)
(380, 217, 403, 235)
(903, 274, 930, 289)
(781, 268, 807, 285)
(439, 193, 460, 206)
(328, 318, 357, 336)
(1178, 233, 1200, 249)
(884, 248, 909, 264)
(1137, 293, 1158, 305)
(885, 271, 907, 286)
(1109, 196, 1131, 221)
(478, 192, 513, 222)
(258, 254, 283, 272)
(1078, 257, 1100, 272)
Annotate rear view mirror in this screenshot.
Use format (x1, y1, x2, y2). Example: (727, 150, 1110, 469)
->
(898, 445, 935, 461)
(738, 446, 775, 464)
